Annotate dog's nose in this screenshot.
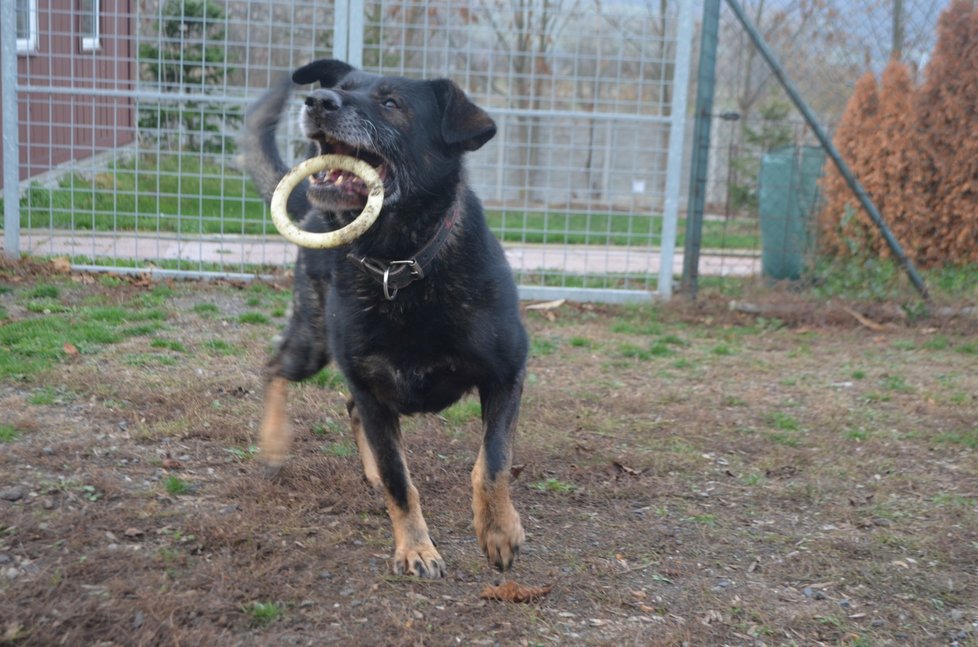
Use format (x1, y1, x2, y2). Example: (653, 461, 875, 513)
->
(305, 89, 342, 112)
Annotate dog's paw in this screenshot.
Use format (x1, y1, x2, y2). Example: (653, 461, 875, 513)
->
(261, 462, 284, 480)
(475, 505, 525, 572)
(392, 542, 446, 579)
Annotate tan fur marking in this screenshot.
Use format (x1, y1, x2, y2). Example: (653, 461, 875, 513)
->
(259, 376, 292, 470)
(384, 479, 445, 578)
(347, 401, 382, 489)
(471, 447, 524, 571)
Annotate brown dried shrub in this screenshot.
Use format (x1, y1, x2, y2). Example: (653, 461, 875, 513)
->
(818, 72, 881, 257)
(874, 59, 919, 261)
(910, 0, 978, 266)
(819, 0, 978, 268)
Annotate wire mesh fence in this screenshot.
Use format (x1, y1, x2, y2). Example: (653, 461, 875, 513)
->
(2, 0, 693, 302)
(0, 1, 957, 299)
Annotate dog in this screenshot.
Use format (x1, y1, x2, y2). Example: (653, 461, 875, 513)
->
(238, 59, 529, 579)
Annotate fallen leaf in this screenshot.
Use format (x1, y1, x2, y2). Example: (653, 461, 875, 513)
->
(123, 527, 145, 538)
(63, 343, 79, 357)
(843, 306, 887, 331)
(510, 464, 526, 480)
(51, 257, 72, 273)
(162, 457, 183, 470)
(480, 580, 552, 603)
(611, 461, 642, 476)
(4, 622, 26, 642)
(525, 299, 565, 311)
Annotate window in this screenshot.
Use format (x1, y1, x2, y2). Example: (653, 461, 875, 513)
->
(16, 0, 38, 54)
(80, 0, 101, 51)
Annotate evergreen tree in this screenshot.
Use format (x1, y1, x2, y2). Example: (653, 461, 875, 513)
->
(818, 72, 880, 257)
(911, 0, 978, 266)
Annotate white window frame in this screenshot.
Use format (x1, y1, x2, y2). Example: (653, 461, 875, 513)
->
(80, 0, 101, 52)
(16, 0, 39, 55)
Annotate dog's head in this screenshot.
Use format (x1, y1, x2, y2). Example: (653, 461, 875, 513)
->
(292, 59, 496, 214)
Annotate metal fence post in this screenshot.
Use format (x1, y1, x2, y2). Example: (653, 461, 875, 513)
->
(658, 2, 694, 299)
(680, 0, 720, 298)
(332, 0, 364, 68)
(1, 0, 21, 259)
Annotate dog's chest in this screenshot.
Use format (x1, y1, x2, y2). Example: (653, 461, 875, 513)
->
(353, 350, 476, 414)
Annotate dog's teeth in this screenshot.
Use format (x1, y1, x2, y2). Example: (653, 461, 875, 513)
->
(334, 174, 345, 185)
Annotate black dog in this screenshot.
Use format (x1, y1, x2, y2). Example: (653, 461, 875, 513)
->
(238, 60, 528, 578)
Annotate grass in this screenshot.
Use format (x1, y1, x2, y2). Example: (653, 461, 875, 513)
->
(531, 478, 575, 493)
(238, 312, 270, 325)
(21, 154, 269, 236)
(322, 440, 357, 458)
(0, 312, 126, 378)
(151, 339, 187, 352)
(486, 209, 759, 249)
(193, 303, 220, 317)
(163, 476, 191, 495)
(813, 257, 978, 303)
(441, 399, 481, 426)
(0, 424, 21, 443)
(28, 386, 73, 405)
(16, 152, 761, 249)
(309, 367, 345, 390)
(225, 445, 259, 461)
(202, 339, 239, 356)
(935, 428, 978, 449)
(244, 601, 283, 627)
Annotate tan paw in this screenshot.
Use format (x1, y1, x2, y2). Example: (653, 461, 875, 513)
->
(475, 504, 525, 572)
(392, 542, 446, 579)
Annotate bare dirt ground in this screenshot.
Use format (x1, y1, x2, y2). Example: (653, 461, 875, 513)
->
(1, 259, 976, 646)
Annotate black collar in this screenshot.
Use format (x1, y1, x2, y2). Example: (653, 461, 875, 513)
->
(346, 205, 460, 300)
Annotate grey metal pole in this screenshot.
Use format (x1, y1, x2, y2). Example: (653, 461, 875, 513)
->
(680, 0, 721, 297)
(724, 0, 929, 300)
(1, 0, 21, 259)
(658, 1, 695, 299)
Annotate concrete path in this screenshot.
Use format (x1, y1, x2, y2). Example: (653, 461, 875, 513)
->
(13, 230, 761, 277)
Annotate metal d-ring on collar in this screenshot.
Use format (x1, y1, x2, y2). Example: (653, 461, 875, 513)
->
(381, 259, 423, 300)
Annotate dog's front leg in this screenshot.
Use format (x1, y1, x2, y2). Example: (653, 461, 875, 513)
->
(472, 374, 526, 571)
(349, 395, 445, 579)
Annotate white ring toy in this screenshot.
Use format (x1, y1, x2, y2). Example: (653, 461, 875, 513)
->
(269, 154, 384, 249)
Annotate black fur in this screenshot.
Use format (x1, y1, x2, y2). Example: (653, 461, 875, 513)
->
(239, 60, 528, 576)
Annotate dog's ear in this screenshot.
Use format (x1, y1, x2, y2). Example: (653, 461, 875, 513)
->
(292, 59, 355, 88)
(431, 79, 496, 152)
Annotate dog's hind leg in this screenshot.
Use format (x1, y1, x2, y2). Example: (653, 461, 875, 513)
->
(472, 373, 526, 571)
(346, 398, 381, 489)
(259, 245, 332, 477)
(349, 395, 445, 579)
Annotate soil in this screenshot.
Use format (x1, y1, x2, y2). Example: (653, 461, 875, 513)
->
(1, 259, 976, 646)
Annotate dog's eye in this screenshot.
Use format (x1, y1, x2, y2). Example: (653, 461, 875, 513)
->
(382, 98, 400, 110)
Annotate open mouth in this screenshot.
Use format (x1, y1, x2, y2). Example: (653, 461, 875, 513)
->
(308, 135, 388, 199)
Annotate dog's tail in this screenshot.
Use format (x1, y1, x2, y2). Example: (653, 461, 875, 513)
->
(236, 74, 311, 217)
